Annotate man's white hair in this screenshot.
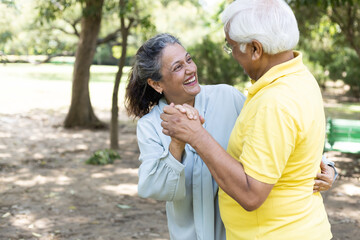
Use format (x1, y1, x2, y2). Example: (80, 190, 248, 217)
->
(221, 0, 299, 54)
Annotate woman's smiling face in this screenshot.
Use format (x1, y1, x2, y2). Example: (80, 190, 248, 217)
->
(158, 43, 200, 106)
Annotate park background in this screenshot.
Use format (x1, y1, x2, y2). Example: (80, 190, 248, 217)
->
(0, 0, 359, 239)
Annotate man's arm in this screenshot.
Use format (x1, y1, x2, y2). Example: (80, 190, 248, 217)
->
(161, 105, 274, 211)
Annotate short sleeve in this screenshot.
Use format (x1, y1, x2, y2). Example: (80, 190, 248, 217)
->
(240, 105, 297, 184)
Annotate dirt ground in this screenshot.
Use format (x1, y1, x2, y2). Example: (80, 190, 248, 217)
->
(0, 88, 360, 240)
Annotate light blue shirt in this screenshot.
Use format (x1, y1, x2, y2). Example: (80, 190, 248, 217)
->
(136, 84, 246, 240)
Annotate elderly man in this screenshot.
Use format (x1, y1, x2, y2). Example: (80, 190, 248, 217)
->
(160, 0, 333, 239)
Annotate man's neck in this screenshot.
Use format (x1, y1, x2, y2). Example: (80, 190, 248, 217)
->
(254, 50, 294, 81)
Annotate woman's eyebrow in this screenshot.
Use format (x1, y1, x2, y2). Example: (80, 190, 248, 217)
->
(170, 53, 190, 68)
(171, 60, 180, 67)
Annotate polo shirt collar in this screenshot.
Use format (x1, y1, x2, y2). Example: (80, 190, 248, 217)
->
(247, 51, 304, 97)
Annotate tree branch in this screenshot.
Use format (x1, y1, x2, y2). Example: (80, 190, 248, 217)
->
(53, 26, 77, 36)
(126, 18, 135, 31)
(63, 17, 81, 37)
(38, 51, 75, 64)
(96, 28, 121, 45)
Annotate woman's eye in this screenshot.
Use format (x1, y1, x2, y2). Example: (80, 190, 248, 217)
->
(187, 57, 192, 63)
(174, 65, 182, 71)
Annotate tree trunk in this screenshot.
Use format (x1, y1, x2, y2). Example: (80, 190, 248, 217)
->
(110, 9, 133, 149)
(64, 0, 106, 129)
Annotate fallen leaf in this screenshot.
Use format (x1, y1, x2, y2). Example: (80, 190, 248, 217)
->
(117, 204, 131, 209)
(32, 232, 42, 238)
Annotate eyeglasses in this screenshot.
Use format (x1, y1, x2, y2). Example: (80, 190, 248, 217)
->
(223, 38, 234, 54)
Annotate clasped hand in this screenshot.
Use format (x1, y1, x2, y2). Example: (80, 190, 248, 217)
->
(160, 103, 334, 193)
(160, 103, 205, 145)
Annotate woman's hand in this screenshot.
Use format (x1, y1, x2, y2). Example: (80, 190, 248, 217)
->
(161, 104, 205, 145)
(173, 103, 205, 124)
(313, 161, 335, 193)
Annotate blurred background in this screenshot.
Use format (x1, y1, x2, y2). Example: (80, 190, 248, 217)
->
(0, 0, 359, 239)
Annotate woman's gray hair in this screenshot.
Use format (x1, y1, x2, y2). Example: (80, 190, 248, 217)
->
(125, 33, 182, 118)
(134, 33, 182, 83)
(221, 0, 299, 54)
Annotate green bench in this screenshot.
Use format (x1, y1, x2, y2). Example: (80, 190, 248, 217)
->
(325, 118, 360, 154)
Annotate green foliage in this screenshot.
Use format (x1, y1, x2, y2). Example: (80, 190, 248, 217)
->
(300, 31, 360, 98)
(293, 0, 356, 8)
(36, 0, 77, 24)
(0, 31, 11, 44)
(188, 36, 248, 85)
(293, 1, 360, 98)
(94, 44, 117, 65)
(153, 1, 208, 47)
(0, 0, 16, 7)
(0, 0, 79, 57)
(327, 49, 360, 99)
(86, 149, 120, 165)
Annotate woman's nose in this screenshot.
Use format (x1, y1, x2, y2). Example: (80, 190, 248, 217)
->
(185, 63, 196, 74)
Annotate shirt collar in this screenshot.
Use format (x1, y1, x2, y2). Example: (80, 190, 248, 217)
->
(158, 85, 205, 117)
(247, 51, 304, 97)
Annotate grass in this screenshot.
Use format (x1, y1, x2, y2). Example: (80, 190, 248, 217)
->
(0, 63, 131, 114)
(0, 62, 359, 121)
(325, 102, 360, 120)
(0, 63, 131, 83)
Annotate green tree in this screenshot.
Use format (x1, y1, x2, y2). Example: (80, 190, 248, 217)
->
(36, 0, 130, 128)
(189, 36, 248, 85)
(36, 0, 106, 128)
(110, 0, 155, 149)
(0, 1, 16, 61)
(63, 0, 106, 128)
(292, 0, 360, 97)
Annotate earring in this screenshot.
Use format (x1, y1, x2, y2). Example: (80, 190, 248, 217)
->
(159, 91, 163, 94)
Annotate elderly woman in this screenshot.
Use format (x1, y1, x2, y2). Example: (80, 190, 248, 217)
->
(125, 33, 335, 240)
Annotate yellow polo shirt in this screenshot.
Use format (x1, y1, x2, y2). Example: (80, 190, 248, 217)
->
(219, 51, 332, 240)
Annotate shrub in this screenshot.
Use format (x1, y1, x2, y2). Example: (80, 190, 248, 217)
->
(86, 149, 120, 165)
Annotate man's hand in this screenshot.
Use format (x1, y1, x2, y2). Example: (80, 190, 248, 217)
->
(160, 104, 204, 145)
(313, 160, 335, 193)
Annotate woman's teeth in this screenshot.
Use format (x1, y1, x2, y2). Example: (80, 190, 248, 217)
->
(184, 76, 196, 85)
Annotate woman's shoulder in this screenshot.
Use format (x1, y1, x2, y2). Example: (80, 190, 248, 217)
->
(138, 105, 161, 125)
(201, 84, 245, 99)
(202, 83, 234, 91)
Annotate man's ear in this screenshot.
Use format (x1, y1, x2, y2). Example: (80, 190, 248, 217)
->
(147, 78, 163, 94)
(251, 40, 263, 61)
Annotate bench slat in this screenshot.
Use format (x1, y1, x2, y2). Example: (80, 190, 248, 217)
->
(326, 118, 360, 153)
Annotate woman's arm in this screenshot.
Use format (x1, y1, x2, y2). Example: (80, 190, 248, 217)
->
(161, 105, 274, 211)
(313, 157, 337, 193)
(137, 117, 186, 201)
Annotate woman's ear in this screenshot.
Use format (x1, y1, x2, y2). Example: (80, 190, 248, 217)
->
(147, 78, 163, 94)
(251, 40, 263, 61)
